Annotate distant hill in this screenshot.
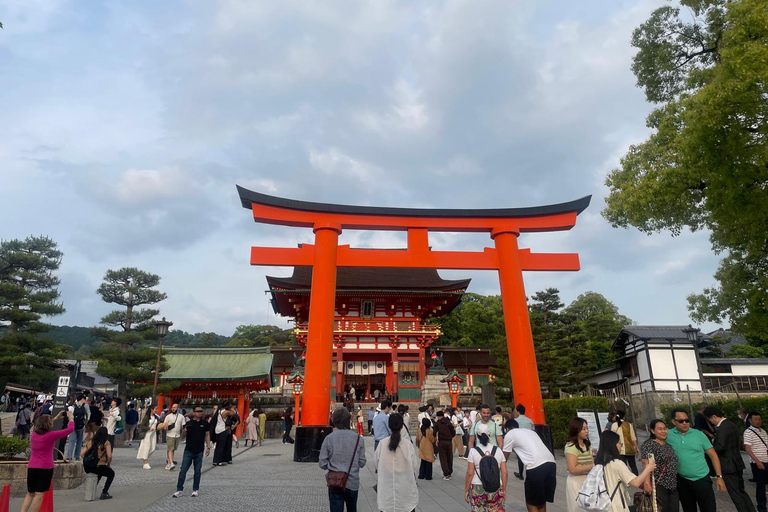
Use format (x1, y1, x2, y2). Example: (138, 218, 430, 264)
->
(0, 325, 234, 353)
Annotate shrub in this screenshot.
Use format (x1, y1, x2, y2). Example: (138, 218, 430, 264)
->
(660, 397, 768, 433)
(0, 437, 30, 459)
(544, 396, 609, 448)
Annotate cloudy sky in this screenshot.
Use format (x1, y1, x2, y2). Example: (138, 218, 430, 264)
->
(0, 0, 722, 337)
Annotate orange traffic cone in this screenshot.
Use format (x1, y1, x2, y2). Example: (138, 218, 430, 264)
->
(38, 481, 54, 512)
(0, 484, 10, 512)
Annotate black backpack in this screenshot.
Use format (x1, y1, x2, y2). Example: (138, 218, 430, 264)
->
(82, 443, 100, 469)
(474, 446, 501, 493)
(73, 404, 87, 430)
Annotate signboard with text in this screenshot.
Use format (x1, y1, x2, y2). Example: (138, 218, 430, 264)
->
(577, 410, 602, 452)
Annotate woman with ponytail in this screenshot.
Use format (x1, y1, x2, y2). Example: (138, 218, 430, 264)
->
(374, 413, 419, 512)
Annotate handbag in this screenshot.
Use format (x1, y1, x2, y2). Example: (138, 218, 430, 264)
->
(114, 418, 124, 435)
(326, 434, 361, 493)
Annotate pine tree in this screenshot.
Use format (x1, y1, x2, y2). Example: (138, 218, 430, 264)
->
(0, 236, 68, 389)
(91, 268, 169, 413)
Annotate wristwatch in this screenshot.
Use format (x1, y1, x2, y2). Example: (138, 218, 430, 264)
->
(715, 475, 723, 478)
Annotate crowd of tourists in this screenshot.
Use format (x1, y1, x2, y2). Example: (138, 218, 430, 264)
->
(319, 402, 768, 512)
(16, 388, 273, 505)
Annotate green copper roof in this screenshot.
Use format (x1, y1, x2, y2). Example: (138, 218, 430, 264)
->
(160, 347, 273, 382)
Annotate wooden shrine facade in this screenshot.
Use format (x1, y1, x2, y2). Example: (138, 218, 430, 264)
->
(155, 347, 273, 436)
(268, 266, 470, 401)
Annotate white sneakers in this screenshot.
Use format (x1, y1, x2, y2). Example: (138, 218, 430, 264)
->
(142, 463, 151, 470)
(173, 491, 199, 498)
(165, 463, 176, 470)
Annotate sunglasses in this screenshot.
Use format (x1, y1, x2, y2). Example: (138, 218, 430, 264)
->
(194, 410, 204, 413)
(674, 418, 691, 423)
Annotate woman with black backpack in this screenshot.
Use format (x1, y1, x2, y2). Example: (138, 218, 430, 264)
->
(81, 426, 115, 500)
(464, 422, 507, 511)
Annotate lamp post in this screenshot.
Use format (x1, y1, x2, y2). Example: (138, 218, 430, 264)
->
(441, 370, 465, 409)
(287, 373, 305, 426)
(152, 317, 173, 415)
(682, 324, 701, 344)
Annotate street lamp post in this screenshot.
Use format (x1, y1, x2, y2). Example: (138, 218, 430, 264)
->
(441, 370, 465, 409)
(287, 373, 305, 426)
(152, 317, 173, 415)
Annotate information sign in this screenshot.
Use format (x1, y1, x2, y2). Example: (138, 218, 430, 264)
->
(577, 410, 601, 452)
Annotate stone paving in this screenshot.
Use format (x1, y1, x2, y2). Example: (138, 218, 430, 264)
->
(6, 432, 756, 511)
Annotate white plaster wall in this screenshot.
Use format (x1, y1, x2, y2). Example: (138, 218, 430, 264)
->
(636, 350, 651, 381)
(732, 364, 768, 376)
(674, 349, 701, 380)
(649, 350, 677, 380)
(654, 380, 681, 391)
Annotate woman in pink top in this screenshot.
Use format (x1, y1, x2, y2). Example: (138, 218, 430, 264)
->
(21, 410, 74, 512)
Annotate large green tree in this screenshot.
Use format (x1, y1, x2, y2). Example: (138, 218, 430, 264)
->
(225, 324, 293, 347)
(603, 0, 768, 343)
(438, 289, 631, 401)
(0, 236, 69, 390)
(91, 268, 170, 410)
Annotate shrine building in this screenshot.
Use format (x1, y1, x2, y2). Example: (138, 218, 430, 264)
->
(267, 266, 491, 402)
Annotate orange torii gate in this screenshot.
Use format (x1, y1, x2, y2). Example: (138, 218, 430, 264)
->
(238, 186, 590, 460)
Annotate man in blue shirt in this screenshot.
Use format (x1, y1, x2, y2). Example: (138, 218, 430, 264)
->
(372, 400, 392, 451)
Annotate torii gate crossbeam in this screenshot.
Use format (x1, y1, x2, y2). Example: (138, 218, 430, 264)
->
(238, 186, 591, 461)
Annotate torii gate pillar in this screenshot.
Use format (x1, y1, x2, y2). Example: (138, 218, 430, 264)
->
(237, 186, 591, 461)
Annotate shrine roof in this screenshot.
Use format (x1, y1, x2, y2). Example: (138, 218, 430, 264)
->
(160, 347, 273, 382)
(238, 186, 591, 218)
(266, 266, 471, 292)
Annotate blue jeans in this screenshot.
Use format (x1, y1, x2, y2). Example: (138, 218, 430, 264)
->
(176, 450, 203, 492)
(328, 488, 358, 512)
(66, 428, 83, 460)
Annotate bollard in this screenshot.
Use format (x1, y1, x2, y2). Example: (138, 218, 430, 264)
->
(38, 481, 54, 512)
(0, 484, 10, 512)
(84, 473, 99, 501)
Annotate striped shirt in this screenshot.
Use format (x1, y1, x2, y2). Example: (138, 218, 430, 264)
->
(564, 442, 593, 467)
(744, 427, 768, 463)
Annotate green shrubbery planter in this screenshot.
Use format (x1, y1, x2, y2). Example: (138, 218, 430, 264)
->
(0, 437, 29, 459)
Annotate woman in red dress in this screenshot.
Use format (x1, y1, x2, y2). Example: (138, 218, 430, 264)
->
(356, 408, 365, 436)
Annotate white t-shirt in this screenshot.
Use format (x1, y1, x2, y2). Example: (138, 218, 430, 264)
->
(164, 411, 184, 438)
(502, 429, 555, 470)
(467, 444, 506, 486)
(469, 410, 479, 423)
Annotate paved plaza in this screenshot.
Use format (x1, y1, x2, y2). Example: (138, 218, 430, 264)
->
(7, 431, 753, 512)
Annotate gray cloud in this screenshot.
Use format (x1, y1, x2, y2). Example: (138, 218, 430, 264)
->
(0, 0, 723, 334)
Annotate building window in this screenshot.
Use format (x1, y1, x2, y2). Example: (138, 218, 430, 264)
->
(361, 299, 375, 319)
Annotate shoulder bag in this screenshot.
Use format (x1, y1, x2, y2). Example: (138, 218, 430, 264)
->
(327, 434, 361, 493)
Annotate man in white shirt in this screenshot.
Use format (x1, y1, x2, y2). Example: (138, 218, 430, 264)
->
(744, 411, 768, 512)
(105, 398, 122, 448)
(163, 403, 185, 470)
(503, 420, 556, 512)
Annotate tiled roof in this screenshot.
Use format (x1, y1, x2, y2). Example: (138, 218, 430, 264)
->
(160, 347, 273, 382)
(699, 329, 747, 355)
(621, 325, 710, 340)
(700, 358, 768, 365)
(267, 266, 471, 291)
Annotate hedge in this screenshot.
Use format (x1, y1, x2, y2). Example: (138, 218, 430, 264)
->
(544, 396, 609, 449)
(660, 397, 768, 433)
(0, 437, 29, 459)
